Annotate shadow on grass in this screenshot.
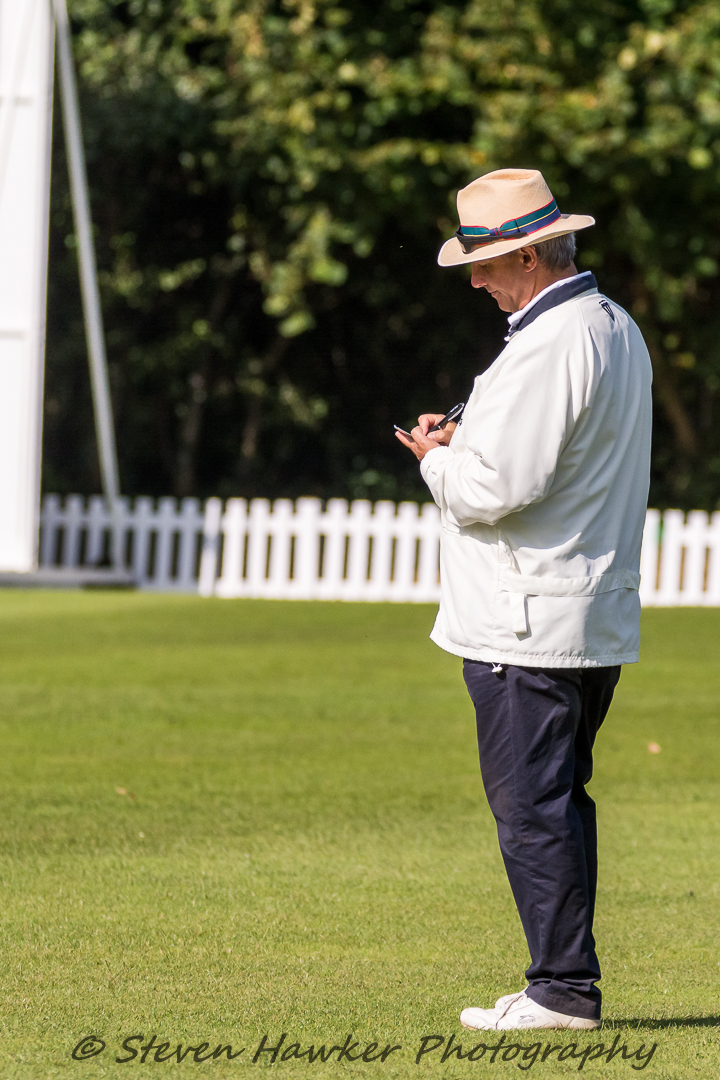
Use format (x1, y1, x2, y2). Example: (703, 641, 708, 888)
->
(605, 1017, 720, 1030)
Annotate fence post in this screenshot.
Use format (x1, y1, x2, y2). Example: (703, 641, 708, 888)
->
(86, 495, 109, 565)
(367, 501, 395, 601)
(345, 500, 372, 600)
(392, 502, 420, 602)
(294, 498, 322, 599)
(216, 498, 248, 598)
(639, 508, 661, 607)
(706, 511, 720, 606)
(320, 499, 348, 600)
(131, 497, 154, 585)
(198, 497, 222, 597)
(62, 495, 85, 567)
(175, 498, 202, 591)
(682, 511, 710, 606)
(245, 499, 270, 597)
(39, 494, 61, 566)
(656, 510, 684, 606)
(151, 497, 178, 589)
(417, 502, 441, 602)
(267, 499, 293, 598)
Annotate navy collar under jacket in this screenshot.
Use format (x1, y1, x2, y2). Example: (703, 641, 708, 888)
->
(506, 273, 598, 339)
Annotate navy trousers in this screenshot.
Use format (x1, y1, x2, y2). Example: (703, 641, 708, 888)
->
(462, 660, 621, 1020)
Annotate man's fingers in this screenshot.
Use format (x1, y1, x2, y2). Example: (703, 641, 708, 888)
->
(412, 426, 435, 449)
(433, 422, 457, 446)
(396, 424, 442, 462)
(418, 413, 445, 435)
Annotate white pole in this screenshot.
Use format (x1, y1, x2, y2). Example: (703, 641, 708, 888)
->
(52, 0, 121, 532)
(0, 0, 54, 572)
(0, 0, 41, 204)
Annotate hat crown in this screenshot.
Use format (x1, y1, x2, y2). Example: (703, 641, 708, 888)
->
(457, 169, 556, 228)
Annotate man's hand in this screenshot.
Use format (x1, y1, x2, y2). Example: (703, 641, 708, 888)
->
(395, 413, 457, 461)
(418, 413, 457, 443)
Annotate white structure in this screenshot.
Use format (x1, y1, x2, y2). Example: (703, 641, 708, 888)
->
(0, 0, 54, 570)
(36, 495, 720, 607)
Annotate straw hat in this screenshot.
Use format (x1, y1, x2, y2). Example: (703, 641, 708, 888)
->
(438, 168, 594, 267)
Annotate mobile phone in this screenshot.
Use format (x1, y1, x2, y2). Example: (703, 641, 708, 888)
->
(394, 424, 415, 442)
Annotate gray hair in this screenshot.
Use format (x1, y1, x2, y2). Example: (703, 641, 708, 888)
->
(532, 232, 576, 271)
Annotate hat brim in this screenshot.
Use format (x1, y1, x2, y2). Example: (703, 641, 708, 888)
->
(437, 214, 595, 267)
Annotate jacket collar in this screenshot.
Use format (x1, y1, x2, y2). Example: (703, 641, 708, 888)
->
(506, 272, 597, 339)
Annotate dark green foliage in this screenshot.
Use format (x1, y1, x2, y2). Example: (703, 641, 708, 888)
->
(44, 0, 720, 506)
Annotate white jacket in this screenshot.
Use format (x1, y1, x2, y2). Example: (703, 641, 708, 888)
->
(420, 283, 653, 667)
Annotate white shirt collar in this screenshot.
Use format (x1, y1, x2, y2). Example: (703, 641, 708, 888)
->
(506, 271, 593, 328)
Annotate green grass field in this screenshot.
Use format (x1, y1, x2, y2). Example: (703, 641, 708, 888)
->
(0, 591, 718, 1079)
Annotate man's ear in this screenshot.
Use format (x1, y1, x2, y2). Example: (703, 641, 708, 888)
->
(519, 245, 539, 272)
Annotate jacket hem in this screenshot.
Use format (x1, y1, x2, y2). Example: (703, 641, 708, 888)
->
(429, 627, 638, 668)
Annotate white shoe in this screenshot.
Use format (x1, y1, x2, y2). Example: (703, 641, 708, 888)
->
(493, 988, 527, 1010)
(460, 991, 601, 1031)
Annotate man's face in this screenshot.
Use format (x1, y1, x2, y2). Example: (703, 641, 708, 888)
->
(470, 248, 534, 313)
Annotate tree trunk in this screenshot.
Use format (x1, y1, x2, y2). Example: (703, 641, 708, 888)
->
(175, 367, 208, 497)
(630, 277, 699, 458)
(238, 335, 289, 468)
(644, 340, 699, 458)
(173, 282, 233, 496)
(240, 393, 262, 461)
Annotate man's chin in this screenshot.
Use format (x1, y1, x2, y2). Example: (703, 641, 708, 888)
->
(492, 296, 514, 312)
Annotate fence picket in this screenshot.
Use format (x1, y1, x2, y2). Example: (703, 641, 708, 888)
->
(393, 502, 421, 602)
(62, 495, 85, 567)
(638, 509, 660, 606)
(175, 498, 200, 590)
(656, 510, 685, 606)
(39, 494, 60, 566)
(681, 511, 710, 606)
(245, 499, 270, 596)
(417, 502, 441, 601)
(151, 498, 175, 588)
(198, 497, 222, 597)
(368, 501, 395, 601)
(86, 496, 107, 565)
(131, 497, 155, 582)
(216, 499, 247, 598)
(295, 498, 322, 599)
(319, 499, 349, 600)
(345, 500, 372, 600)
(706, 512, 720, 605)
(267, 499, 293, 598)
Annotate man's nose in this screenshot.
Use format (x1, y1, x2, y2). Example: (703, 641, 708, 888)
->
(471, 265, 487, 288)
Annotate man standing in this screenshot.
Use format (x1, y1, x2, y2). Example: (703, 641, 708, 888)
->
(396, 169, 652, 1031)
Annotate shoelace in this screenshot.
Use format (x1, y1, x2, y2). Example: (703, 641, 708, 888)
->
(495, 992, 528, 1024)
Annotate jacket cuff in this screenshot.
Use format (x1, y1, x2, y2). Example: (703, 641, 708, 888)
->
(419, 444, 454, 487)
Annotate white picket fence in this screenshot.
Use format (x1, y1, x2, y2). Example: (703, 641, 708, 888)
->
(37, 494, 720, 606)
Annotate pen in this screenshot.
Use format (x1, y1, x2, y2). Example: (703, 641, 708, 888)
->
(427, 402, 465, 433)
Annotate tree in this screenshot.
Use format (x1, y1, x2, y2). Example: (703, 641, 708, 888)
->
(44, 0, 720, 508)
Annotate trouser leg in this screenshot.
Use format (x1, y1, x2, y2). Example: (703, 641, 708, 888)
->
(462, 660, 620, 1021)
(572, 666, 621, 930)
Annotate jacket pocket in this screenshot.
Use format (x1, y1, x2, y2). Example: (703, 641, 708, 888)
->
(499, 568, 641, 637)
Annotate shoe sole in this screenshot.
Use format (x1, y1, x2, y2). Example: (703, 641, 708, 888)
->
(460, 1018, 602, 1032)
